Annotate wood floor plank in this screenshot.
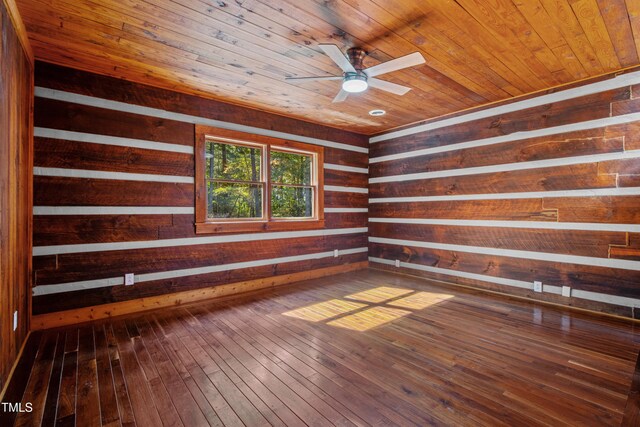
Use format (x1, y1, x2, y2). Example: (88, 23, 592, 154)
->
(55, 330, 79, 426)
(133, 317, 210, 427)
(104, 323, 136, 427)
(14, 269, 640, 426)
(182, 306, 337, 427)
(93, 325, 121, 427)
(75, 327, 101, 427)
(40, 332, 64, 427)
(140, 317, 224, 427)
(15, 332, 58, 427)
(167, 311, 271, 427)
(148, 312, 245, 427)
(179, 308, 303, 427)
(209, 305, 378, 426)
(186, 307, 305, 426)
(110, 321, 164, 427)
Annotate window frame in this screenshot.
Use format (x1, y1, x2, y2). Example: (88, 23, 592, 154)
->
(195, 125, 324, 234)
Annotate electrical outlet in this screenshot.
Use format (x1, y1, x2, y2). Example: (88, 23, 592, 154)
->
(562, 286, 571, 297)
(533, 281, 543, 293)
(334, 249, 339, 258)
(125, 273, 135, 286)
(395, 259, 400, 268)
(13, 311, 17, 331)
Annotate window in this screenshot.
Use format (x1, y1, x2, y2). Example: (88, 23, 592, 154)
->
(195, 125, 324, 233)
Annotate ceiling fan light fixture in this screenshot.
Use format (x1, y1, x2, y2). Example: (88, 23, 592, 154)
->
(342, 72, 368, 93)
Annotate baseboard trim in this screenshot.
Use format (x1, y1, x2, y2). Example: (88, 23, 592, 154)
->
(369, 265, 640, 324)
(31, 262, 368, 330)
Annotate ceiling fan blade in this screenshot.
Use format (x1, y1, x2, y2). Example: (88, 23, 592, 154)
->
(285, 76, 343, 82)
(364, 52, 425, 77)
(368, 78, 412, 95)
(332, 89, 349, 103)
(319, 44, 356, 73)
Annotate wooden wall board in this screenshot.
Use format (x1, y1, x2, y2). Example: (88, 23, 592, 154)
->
(370, 129, 624, 178)
(369, 69, 640, 319)
(0, 0, 32, 399)
(34, 62, 369, 145)
(370, 87, 631, 158)
(31, 63, 369, 317)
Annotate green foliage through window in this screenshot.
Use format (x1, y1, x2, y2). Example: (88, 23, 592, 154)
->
(205, 140, 315, 220)
(206, 141, 263, 219)
(272, 186, 313, 218)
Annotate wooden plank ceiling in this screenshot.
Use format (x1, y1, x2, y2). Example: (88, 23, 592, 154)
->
(15, 0, 640, 134)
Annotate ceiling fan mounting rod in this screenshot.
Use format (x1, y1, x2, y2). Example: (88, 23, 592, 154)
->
(346, 47, 367, 71)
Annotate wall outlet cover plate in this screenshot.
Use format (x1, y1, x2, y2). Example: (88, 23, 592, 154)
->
(125, 273, 135, 286)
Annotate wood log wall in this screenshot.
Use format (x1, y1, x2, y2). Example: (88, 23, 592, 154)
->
(369, 69, 640, 319)
(0, 0, 32, 395)
(32, 62, 369, 317)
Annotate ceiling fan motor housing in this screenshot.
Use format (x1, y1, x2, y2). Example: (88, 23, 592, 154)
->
(346, 47, 367, 70)
(342, 47, 369, 93)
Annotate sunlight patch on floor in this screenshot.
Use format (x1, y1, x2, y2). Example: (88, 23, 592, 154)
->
(282, 299, 367, 322)
(282, 286, 454, 331)
(327, 306, 412, 331)
(388, 292, 454, 310)
(345, 286, 413, 303)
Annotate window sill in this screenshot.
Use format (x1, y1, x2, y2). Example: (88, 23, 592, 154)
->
(195, 219, 325, 234)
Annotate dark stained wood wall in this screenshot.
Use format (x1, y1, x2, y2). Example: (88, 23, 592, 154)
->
(0, 0, 32, 397)
(369, 70, 640, 319)
(32, 62, 369, 316)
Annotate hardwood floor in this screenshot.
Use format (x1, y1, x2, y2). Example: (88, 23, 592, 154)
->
(10, 269, 640, 426)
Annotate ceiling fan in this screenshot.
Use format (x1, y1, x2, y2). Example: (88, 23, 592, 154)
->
(286, 44, 425, 103)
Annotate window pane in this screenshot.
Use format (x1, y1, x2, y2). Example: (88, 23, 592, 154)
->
(271, 186, 313, 218)
(207, 182, 263, 219)
(206, 141, 262, 182)
(270, 150, 311, 185)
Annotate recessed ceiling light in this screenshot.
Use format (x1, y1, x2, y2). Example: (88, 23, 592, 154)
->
(369, 109, 386, 116)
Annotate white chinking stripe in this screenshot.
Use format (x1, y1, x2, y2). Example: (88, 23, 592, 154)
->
(369, 186, 640, 203)
(34, 206, 366, 215)
(34, 167, 194, 184)
(369, 236, 640, 271)
(325, 208, 368, 213)
(570, 289, 640, 308)
(369, 112, 640, 164)
(369, 218, 640, 233)
(32, 247, 369, 296)
(34, 206, 195, 215)
(325, 185, 368, 194)
(369, 257, 533, 290)
(35, 127, 193, 154)
(369, 257, 640, 307)
(33, 227, 368, 256)
(542, 285, 563, 295)
(371, 69, 640, 143)
(324, 163, 368, 174)
(35, 87, 368, 154)
(370, 149, 640, 183)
